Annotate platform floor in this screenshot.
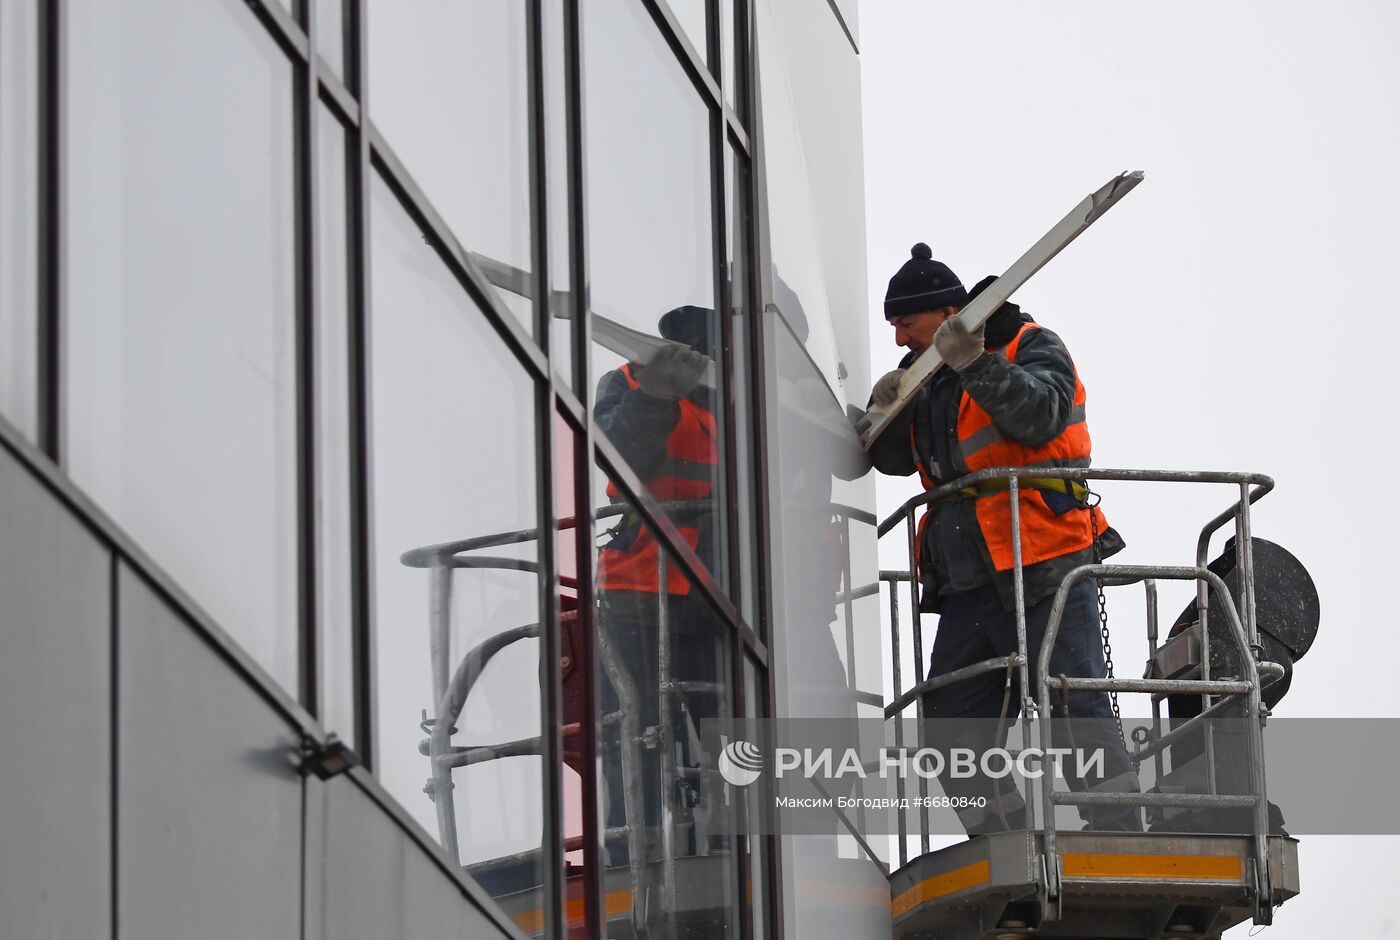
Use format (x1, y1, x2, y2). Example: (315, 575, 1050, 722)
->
(889, 830, 1299, 939)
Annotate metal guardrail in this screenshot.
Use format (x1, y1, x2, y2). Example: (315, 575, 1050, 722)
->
(403, 500, 684, 934)
(1034, 563, 1269, 920)
(399, 464, 1284, 929)
(404, 496, 886, 933)
(877, 466, 1279, 928)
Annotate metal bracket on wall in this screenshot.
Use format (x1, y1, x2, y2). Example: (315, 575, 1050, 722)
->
(298, 733, 361, 780)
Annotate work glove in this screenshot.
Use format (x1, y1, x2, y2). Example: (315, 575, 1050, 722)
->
(870, 368, 905, 407)
(933, 315, 986, 372)
(638, 342, 710, 399)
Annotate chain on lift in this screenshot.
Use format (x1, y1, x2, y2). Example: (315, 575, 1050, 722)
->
(1085, 489, 1128, 756)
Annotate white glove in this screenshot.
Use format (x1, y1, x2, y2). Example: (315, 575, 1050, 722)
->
(638, 342, 710, 399)
(870, 369, 905, 407)
(933, 315, 986, 372)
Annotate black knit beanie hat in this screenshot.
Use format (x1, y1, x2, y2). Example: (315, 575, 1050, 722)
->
(884, 243, 968, 320)
(658, 304, 714, 353)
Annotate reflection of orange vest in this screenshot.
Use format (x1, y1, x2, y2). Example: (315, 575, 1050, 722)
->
(914, 322, 1109, 573)
(597, 364, 717, 595)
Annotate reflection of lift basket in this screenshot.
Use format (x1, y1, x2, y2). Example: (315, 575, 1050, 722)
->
(403, 501, 735, 938)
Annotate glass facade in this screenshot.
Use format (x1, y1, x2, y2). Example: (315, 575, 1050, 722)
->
(550, 409, 582, 903)
(755, 0, 844, 397)
(314, 0, 347, 82)
(582, 0, 731, 597)
(755, 0, 871, 405)
(4, 0, 877, 936)
(367, 0, 535, 333)
(65, 0, 300, 692)
(0, 0, 39, 441)
(369, 173, 547, 906)
(721, 0, 739, 113)
(669, 0, 710, 64)
(542, 0, 575, 390)
(589, 463, 743, 937)
(764, 308, 887, 937)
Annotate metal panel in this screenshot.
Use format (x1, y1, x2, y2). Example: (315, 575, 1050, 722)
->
(317, 775, 405, 940)
(0, 445, 111, 938)
(315, 774, 509, 940)
(403, 837, 502, 940)
(117, 564, 303, 940)
(304, 775, 328, 940)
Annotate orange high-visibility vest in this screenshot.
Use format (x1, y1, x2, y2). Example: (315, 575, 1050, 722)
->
(597, 364, 717, 595)
(913, 322, 1109, 573)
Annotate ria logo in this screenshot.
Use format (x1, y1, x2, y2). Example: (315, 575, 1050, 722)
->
(719, 739, 764, 787)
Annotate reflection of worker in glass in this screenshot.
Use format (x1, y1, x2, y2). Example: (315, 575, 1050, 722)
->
(769, 271, 864, 722)
(593, 305, 726, 866)
(869, 246, 1141, 834)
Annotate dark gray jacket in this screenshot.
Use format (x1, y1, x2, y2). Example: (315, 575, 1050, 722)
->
(870, 312, 1122, 612)
(594, 366, 720, 577)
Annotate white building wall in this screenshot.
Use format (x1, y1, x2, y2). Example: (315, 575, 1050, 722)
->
(757, 2, 891, 936)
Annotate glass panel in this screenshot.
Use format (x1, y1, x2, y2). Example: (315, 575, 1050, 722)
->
(583, 0, 728, 592)
(743, 656, 768, 940)
(763, 313, 889, 936)
(667, 0, 710, 68)
(316, 106, 355, 744)
(763, 315, 868, 722)
(754, 0, 846, 398)
(66, 0, 298, 691)
(0, 0, 39, 440)
(366, 0, 535, 335)
(368, 176, 545, 910)
(314, 0, 347, 83)
(721, 0, 740, 116)
(544, 0, 575, 389)
(553, 410, 588, 928)
(591, 458, 740, 937)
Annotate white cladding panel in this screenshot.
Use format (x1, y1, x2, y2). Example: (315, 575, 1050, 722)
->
(758, 0, 872, 406)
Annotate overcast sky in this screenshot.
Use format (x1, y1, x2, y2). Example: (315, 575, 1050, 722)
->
(861, 2, 1400, 935)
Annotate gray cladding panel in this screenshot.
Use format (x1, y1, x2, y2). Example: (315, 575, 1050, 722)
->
(117, 564, 302, 940)
(0, 446, 112, 939)
(316, 776, 505, 940)
(402, 838, 500, 939)
(317, 776, 405, 939)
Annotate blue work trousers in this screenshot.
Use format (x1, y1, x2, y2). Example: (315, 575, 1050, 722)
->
(921, 578, 1142, 833)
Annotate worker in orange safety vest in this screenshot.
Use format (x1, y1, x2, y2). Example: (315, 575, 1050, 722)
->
(868, 245, 1142, 834)
(593, 305, 727, 864)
